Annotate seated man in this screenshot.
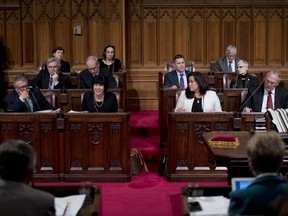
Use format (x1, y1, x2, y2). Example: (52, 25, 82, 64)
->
(4, 75, 54, 112)
(230, 59, 259, 88)
(212, 45, 239, 72)
(79, 55, 116, 89)
(163, 54, 191, 89)
(0, 139, 55, 216)
(228, 131, 288, 215)
(241, 69, 288, 112)
(31, 57, 70, 89)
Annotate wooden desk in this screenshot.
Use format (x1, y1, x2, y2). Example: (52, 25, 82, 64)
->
(0, 112, 131, 182)
(167, 112, 235, 182)
(202, 131, 288, 184)
(166, 112, 271, 182)
(159, 88, 181, 147)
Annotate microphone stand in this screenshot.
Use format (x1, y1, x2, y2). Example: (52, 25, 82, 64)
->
(29, 87, 41, 111)
(233, 81, 264, 130)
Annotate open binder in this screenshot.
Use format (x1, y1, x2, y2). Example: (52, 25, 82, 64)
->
(267, 108, 288, 133)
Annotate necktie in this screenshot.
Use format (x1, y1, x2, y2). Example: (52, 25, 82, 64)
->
(24, 99, 33, 112)
(49, 77, 53, 89)
(180, 74, 185, 89)
(266, 91, 273, 109)
(228, 61, 233, 72)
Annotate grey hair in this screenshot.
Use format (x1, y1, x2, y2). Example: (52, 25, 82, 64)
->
(47, 57, 61, 67)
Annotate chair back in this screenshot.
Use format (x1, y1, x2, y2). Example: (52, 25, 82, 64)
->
(240, 89, 248, 103)
(42, 91, 56, 108)
(175, 90, 182, 105)
(223, 73, 237, 88)
(113, 74, 119, 88)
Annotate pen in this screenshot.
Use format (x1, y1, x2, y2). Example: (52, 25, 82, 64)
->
(62, 202, 70, 216)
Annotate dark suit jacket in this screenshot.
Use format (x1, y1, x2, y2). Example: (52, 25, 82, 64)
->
(0, 179, 55, 216)
(82, 91, 118, 112)
(230, 73, 259, 88)
(163, 70, 190, 88)
(79, 69, 116, 89)
(213, 56, 240, 72)
(31, 69, 70, 89)
(4, 88, 54, 112)
(241, 84, 288, 112)
(228, 175, 288, 215)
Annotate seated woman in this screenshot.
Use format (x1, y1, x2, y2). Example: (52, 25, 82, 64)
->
(99, 45, 122, 73)
(230, 59, 259, 88)
(82, 75, 118, 112)
(174, 72, 222, 112)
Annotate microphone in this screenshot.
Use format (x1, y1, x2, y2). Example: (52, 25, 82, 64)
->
(237, 80, 264, 112)
(29, 87, 41, 111)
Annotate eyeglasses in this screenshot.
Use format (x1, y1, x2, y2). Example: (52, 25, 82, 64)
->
(265, 79, 278, 86)
(88, 65, 99, 72)
(16, 85, 29, 90)
(236, 66, 245, 69)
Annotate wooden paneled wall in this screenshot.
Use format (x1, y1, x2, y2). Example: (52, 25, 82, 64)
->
(1, 0, 288, 110)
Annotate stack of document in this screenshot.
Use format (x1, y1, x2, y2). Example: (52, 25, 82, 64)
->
(188, 196, 229, 216)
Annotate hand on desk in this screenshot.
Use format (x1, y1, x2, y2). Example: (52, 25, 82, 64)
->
(175, 107, 185, 112)
(243, 107, 252, 112)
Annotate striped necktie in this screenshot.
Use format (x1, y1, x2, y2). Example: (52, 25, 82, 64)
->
(228, 61, 233, 72)
(180, 74, 185, 89)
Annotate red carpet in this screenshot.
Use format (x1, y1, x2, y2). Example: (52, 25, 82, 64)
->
(36, 111, 227, 216)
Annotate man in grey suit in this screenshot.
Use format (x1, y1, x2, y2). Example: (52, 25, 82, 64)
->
(163, 54, 191, 89)
(0, 139, 55, 216)
(213, 45, 240, 72)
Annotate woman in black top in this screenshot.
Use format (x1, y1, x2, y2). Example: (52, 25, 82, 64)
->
(99, 45, 122, 73)
(82, 75, 118, 112)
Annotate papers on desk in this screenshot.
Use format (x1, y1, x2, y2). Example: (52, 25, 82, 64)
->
(67, 110, 89, 113)
(188, 196, 229, 216)
(34, 108, 61, 113)
(55, 194, 86, 216)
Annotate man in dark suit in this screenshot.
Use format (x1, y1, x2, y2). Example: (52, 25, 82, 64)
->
(0, 139, 55, 216)
(228, 131, 288, 215)
(31, 57, 70, 89)
(4, 75, 54, 112)
(79, 55, 116, 89)
(213, 45, 240, 72)
(241, 69, 288, 112)
(163, 54, 191, 89)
